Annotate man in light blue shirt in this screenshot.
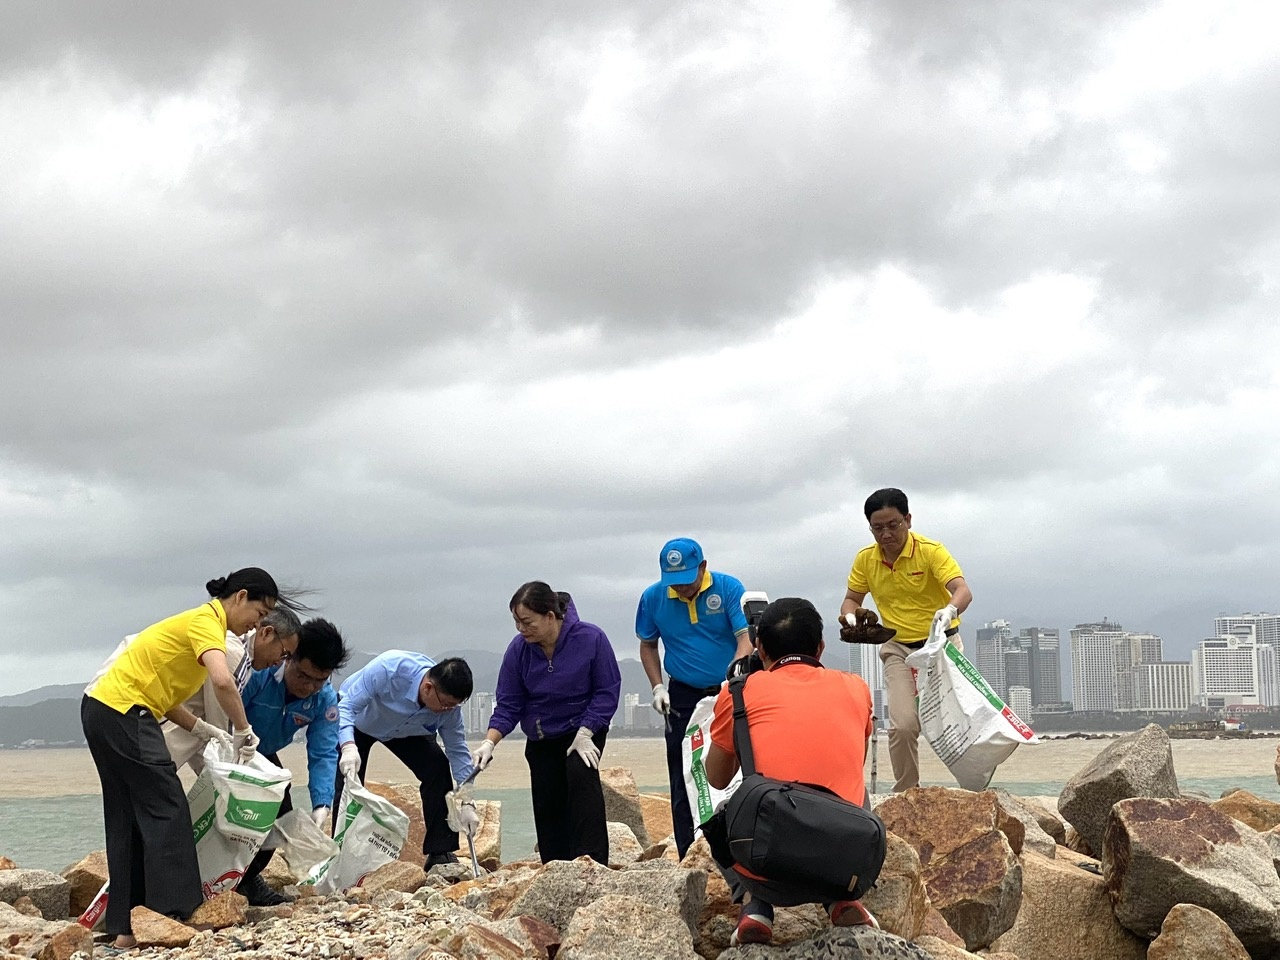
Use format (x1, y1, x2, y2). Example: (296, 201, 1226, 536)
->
(335, 651, 476, 867)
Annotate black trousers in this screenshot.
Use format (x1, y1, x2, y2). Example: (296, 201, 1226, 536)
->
(239, 752, 293, 885)
(81, 696, 203, 936)
(664, 678, 722, 858)
(332, 728, 458, 856)
(525, 730, 609, 864)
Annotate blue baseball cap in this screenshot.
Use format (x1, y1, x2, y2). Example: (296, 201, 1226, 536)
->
(660, 537, 704, 587)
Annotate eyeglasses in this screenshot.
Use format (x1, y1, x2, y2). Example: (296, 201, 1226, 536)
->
(869, 520, 904, 535)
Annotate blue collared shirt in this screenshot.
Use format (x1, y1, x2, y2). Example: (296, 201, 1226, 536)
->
(635, 570, 749, 688)
(337, 650, 473, 785)
(242, 663, 340, 809)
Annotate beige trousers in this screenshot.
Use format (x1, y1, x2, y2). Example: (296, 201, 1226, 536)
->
(879, 634, 962, 792)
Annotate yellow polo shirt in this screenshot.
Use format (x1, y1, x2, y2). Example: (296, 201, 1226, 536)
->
(89, 600, 228, 716)
(847, 533, 963, 645)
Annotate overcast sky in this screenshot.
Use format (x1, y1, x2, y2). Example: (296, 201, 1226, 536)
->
(2, 1, 1278, 698)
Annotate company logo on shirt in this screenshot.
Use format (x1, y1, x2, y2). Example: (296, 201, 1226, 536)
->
(325, 705, 339, 722)
(666, 548, 683, 567)
(705, 594, 722, 612)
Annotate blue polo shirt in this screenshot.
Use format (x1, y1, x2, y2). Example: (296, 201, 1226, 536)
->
(635, 570, 749, 689)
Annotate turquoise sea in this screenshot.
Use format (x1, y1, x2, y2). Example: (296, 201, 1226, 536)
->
(3, 776, 1277, 874)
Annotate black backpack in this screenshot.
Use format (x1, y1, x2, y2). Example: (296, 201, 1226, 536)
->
(702, 660, 886, 904)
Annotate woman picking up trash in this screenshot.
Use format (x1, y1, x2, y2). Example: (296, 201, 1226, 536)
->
(471, 581, 621, 864)
(82, 567, 301, 949)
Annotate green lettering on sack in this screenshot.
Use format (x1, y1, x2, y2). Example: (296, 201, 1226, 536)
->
(225, 795, 280, 832)
(944, 643, 1006, 710)
(371, 812, 401, 832)
(228, 770, 283, 788)
(192, 804, 216, 843)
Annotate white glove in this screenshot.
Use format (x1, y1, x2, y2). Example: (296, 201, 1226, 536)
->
(472, 739, 495, 771)
(651, 683, 670, 715)
(338, 742, 361, 779)
(191, 718, 232, 750)
(232, 726, 260, 764)
(932, 604, 959, 636)
(445, 790, 481, 837)
(311, 806, 330, 830)
(567, 727, 601, 769)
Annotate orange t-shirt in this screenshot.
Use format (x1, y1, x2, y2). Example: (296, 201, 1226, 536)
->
(710, 660, 874, 806)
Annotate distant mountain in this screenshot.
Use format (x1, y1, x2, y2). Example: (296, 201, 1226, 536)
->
(0, 650, 661, 746)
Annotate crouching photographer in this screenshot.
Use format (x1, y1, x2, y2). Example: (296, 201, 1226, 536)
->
(702, 598, 885, 947)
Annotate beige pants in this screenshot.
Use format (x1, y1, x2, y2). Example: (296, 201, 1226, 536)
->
(879, 634, 962, 792)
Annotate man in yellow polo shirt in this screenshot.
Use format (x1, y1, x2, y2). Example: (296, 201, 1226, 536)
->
(840, 488, 972, 792)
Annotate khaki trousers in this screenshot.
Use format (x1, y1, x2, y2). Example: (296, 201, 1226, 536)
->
(879, 634, 962, 792)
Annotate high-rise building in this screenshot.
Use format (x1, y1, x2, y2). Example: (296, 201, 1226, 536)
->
(1258, 646, 1279, 708)
(464, 691, 496, 734)
(1214, 614, 1280, 647)
(1114, 633, 1163, 711)
(1007, 685, 1033, 719)
(847, 642, 886, 723)
(1019, 627, 1062, 706)
(1071, 621, 1125, 712)
(623, 693, 640, 729)
(1003, 640, 1031, 696)
(1134, 662, 1192, 712)
(1192, 636, 1262, 707)
(975, 620, 1012, 699)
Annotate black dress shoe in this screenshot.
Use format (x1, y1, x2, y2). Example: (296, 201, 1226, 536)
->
(239, 875, 292, 907)
(425, 852, 459, 868)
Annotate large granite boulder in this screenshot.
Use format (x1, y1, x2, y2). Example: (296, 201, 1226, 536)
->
(1147, 902, 1250, 960)
(130, 906, 197, 948)
(876, 788, 1023, 950)
(0, 901, 94, 959)
(600, 768, 650, 847)
(441, 861, 543, 919)
(1058, 723, 1179, 855)
(1019, 795, 1068, 844)
(860, 832, 929, 941)
(607, 822, 644, 866)
(720, 926, 933, 959)
(188, 890, 248, 930)
(989, 848, 1145, 960)
(1103, 796, 1280, 957)
(638, 793, 673, 846)
(0, 869, 70, 921)
(1212, 789, 1280, 833)
(499, 857, 705, 936)
(59, 850, 108, 919)
(991, 790, 1057, 858)
(361, 860, 428, 895)
(557, 894, 697, 960)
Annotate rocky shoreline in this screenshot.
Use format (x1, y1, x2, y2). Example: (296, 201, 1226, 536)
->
(3, 729, 1279, 959)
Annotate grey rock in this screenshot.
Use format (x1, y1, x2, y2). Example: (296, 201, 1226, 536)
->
(991, 790, 1057, 858)
(717, 926, 933, 959)
(501, 857, 705, 935)
(1058, 723, 1179, 854)
(1103, 796, 1280, 958)
(558, 894, 697, 960)
(0, 867, 70, 920)
(607, 821, 644, 866)
(600, 767, 651, 848)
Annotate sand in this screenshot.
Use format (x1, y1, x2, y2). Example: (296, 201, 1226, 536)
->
(4, 734, 1277, 799)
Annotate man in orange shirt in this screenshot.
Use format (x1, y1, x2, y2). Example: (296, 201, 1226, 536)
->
(705, 598, 878, 946)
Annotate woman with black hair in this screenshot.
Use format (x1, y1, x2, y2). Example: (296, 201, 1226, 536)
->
(82, 567, 297, 948)
(471, 582, 621, 864)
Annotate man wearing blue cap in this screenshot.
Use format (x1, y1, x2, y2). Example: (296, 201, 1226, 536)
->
(637, 537, 752, 857)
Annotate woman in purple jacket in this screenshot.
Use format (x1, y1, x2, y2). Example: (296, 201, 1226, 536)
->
(471, 581, 622, 864)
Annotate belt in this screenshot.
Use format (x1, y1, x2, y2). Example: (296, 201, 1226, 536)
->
(901, 626, 959, 649)
(670, 677, 722, 697)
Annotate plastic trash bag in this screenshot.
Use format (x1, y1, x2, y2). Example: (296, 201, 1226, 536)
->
(683, 692, 741, 835)
(307, 775, 409, 894)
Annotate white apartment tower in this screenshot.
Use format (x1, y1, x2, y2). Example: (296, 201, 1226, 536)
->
(975, 620, 1013, 699)
(1192, 636, 1262, 707)
(847, 642, 887, 722)
(1134, 662, 1192, 712)
(1071, 621, 1125, 712)
(1214, 614, 1280, 648)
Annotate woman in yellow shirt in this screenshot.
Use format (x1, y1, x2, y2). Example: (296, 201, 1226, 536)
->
(83, 567, 298, 948)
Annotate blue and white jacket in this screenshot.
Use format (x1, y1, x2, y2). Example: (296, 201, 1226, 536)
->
(242, 664, 340, 809)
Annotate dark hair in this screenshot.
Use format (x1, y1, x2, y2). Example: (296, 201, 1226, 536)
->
(756, 598, 823, 660)
(204, 567, 310, 612)
(863, 488, 909, 520)
(295, 618, 350, 672)
(429, 657, 473, 702)
(261, 607, 302, 638)
(509, 581, 571, 619)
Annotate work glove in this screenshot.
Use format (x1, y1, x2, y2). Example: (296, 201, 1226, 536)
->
(651, 683, 670, 716)
(446, 790, 481, 837)
(567, 726, 601, 769)
(338, 742, 361, 779)
(311, 806, 331, 830)
(232, 725, 260, 764)
(471, 739, 495, 771)
(191, 718, 233, 750)
(931, 604, 959, 637)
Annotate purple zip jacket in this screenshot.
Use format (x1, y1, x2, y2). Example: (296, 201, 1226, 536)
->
(487, 600, 622, 740)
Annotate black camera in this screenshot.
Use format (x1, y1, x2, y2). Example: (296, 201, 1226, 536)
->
(726, 591, 770, 681)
